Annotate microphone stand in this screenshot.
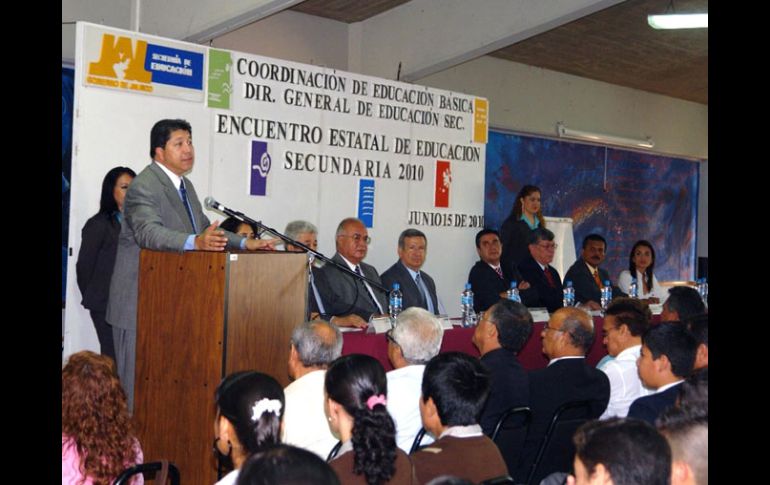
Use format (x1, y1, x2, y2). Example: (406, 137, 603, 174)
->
(210, 205, 388, 294)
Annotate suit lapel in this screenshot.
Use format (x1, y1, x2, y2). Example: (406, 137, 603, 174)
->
(149, 163, 195, 233)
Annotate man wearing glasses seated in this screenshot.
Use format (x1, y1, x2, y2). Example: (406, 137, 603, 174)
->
(315, 217, 388, 329)
(517, 227, 565, 313)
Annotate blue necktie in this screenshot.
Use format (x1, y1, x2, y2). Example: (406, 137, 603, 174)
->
(179, 179, 197, 233)
(415, 273, 435, 314)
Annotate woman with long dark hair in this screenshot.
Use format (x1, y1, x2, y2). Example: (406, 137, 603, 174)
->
(213, 371, 285, 485)
(76, 166, 136, 361)
(324, 354, 414, 485)
(500, 184, 545, 270)
(62, 351, 143, 484)
(617, 240, 668, 304)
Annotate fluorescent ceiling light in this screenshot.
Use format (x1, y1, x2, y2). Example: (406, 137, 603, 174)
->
(647, 13, 708, 29)
(556, 122, 654, 149)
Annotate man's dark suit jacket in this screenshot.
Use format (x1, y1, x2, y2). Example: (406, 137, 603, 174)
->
(316, 253, 389, 321)
(563, 258, 626, 304)
(479, 348, 529, 436)
(627, 383, 682, 425)
(380, 261, 439, 314)
(468, 260, 536, 312)
(515, 357, 610, 479)
(517, 255, 564, 313)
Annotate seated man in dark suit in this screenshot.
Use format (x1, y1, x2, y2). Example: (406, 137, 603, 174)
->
(381, 228, 440, 315)
(412, 352, 508, 484)
(516, 307, 610, 480)
(563, 234, 626, 311)
(628, 323, 698, 425)
(517, 227, 564, 313)
(468, 228, 535, 313)
(315, 217, 388, 328)
(472, 299, 532, 436)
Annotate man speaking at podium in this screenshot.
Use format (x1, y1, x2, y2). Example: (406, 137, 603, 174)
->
(106, 119, 274, 411)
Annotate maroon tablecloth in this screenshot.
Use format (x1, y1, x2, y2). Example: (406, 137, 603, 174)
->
(342, 317, 612, 372)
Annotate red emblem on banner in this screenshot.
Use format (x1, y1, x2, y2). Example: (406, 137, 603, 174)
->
(435, 160, 451, 208)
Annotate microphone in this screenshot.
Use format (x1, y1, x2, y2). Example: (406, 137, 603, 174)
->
(204, 196, 242, 219)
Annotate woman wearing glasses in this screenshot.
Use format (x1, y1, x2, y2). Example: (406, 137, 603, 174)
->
(617, 240, 668, 304)
(500, 185, 545, 271)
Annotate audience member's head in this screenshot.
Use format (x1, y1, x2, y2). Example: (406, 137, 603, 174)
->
(236, 444, 341, 485)
(214, 371, 285, 469)
(637, 323, 698, 389)
(569, 418, 671, 485)
(221, 216, 258, 239)
(324, 354, 397, 485)
(387, 307, 444, 369)
(335, 218, 369, 265)
(684, 313, 708, 370)
(288, 320, 342, 380)
(475, 229, 503, 266)
(581, 234, 607, 267)
(527, 227, 557, 266)
(99, 166, 136, 214)
(62, 351, 139, 485)
(285, 220, 319, 252)
(472, 299, 533, 356)
(602, 298, 651, 357)
(397, 228, 429, 271)
(420, 352, 490, 437)
(656, 394, 708, 485)
(542, 307, 595, 360)
(661, 286, 706, 322)
(677, 368, 708, 417)
(425, 477, 475, 485)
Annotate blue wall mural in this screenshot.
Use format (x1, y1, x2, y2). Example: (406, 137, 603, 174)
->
(63, 67, 74, 301)
(485, 131, 699, 282)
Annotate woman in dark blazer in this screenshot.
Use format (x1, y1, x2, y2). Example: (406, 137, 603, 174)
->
(500, 184, 545, 271)
(76, 166, 136, 361)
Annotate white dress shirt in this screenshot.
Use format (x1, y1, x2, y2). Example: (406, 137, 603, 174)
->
(387, 365, 435, 452)
(600, 344, 654, 419)
(281, 370, 338, 459)
(617, 270, 669, 303)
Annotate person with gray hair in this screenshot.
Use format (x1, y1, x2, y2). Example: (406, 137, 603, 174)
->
(381, 228, 441, 315)
(517, 227, 564, 313)
(281, 321, 342, 459)
(385, 307, 444, 452)
(284, 220, 319, 253)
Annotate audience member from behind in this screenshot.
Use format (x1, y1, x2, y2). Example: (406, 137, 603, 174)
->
(386, 307, 444, 452)
(617, 240, 668, 304)
(282, 321, 342, 459)
(213, 371, 285, 485)
(517, 307, 610, 481)
(76, 166, 136, 362)
(661, 286, 706, 322)
(599, 298, 654, 419)
(567, 418, 671, 485)
(628, 323, 698, 425)
(236, 444, 340, 485)
(62, 351, 143, 485)
(472, 300, 532, 436)
(220, 217, 259, 239)
(500, 184, 545, 269)
(684, 314, 708, 370)
(324, 354, 414, 485)
(411, 352, 508, 484)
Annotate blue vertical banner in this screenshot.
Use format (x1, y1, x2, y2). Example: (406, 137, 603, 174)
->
(358, 179, 376, 228)
(250, 140, 271, 196)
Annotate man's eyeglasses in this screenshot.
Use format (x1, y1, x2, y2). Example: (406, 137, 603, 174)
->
(339, 234, 371, 244)
(537, 242, 558, 250)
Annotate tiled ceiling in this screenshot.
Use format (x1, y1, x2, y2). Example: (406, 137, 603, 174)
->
(291, 0, 708, 104)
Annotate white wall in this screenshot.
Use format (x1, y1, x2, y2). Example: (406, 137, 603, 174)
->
(62, 0, 134, 63)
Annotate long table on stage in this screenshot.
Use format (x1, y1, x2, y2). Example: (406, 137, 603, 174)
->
(342, 317, 612, 372)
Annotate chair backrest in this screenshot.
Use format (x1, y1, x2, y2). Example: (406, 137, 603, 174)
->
(491, 406, 532, 481)
(326, 440, 343, 462)
(114, 460, 180, 485)
(525, 400, 593, 485)
(409, 427, 427, 454)
(479, 475, 516, 485)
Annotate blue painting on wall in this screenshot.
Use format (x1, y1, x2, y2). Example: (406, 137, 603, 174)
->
(485, 131, 699, 282)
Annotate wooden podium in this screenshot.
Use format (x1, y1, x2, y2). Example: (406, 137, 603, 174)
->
(133, 249, 308, 485)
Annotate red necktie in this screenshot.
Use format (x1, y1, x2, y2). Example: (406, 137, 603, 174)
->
(494, 266, 504, 279)
(544, 267, 556, 288)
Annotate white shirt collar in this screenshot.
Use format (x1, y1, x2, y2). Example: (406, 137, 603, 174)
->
(439, 424, 483, 439)
(584, 261, 599, 274)
(656, 380, 684, 393)
(154, 160, 184, 189)
(547, 356, 585, 366)
(338, 254, 359, 271)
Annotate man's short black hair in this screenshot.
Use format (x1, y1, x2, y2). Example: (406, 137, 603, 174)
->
(150, 119, 192, 159)
(486, 300, 533, 352)
(237, 444, 340, 485)
(666, 286, 706, 322)
(421, 352, 490, 426)
(581, 233, 607, 249)
(527, 227, 555, 245)
(475, 228, 500, 248)
(642, 323, 698, 378)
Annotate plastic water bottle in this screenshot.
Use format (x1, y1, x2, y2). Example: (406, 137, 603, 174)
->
(507, 281, 521, 302)
(563, 280, 575, 307)
(697, 277, 708, 306)
(600, 281, 612, 311)
(389, 283, 403, 320)
(461, 283, 477, 327)
(629, 277, 639, 299)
